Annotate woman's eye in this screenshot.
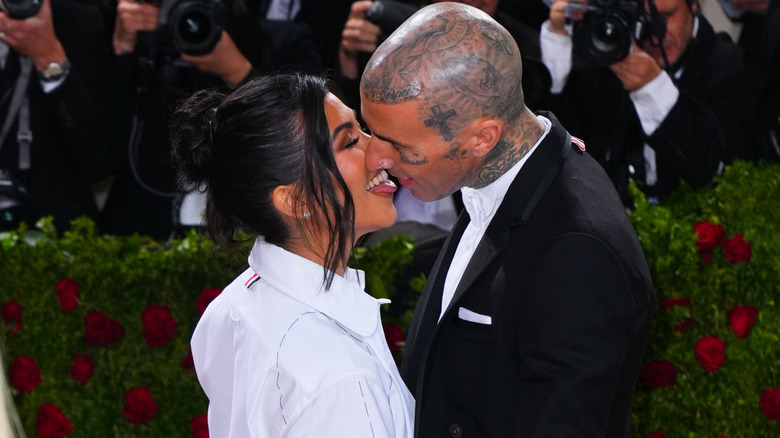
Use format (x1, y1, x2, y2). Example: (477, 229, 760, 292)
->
(345, 136, 359, 149)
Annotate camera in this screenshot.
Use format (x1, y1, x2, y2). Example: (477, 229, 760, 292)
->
(570, 0, 665, 67)
(0, 170, 36, 232)
(156, 0, 226, 56)
(364, 0, 419, 40)
(0, 0, 41, 19)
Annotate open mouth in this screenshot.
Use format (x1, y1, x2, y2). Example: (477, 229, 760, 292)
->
(366, 170, 397, 194)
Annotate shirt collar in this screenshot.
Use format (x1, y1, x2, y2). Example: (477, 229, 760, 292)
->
(460, 115, 552, 228)
(247, 237, 384, 337)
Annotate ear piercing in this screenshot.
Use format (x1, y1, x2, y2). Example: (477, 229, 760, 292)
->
(302, 211, 311, 218)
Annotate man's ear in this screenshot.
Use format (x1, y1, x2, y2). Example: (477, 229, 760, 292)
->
(470, 118, 504, 158)
(271, 185, 302, 219)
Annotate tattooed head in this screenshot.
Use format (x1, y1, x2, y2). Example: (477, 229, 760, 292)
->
(360, 2, 526, 135)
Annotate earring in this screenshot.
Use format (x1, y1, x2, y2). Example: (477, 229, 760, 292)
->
(302, 211, 311, 218)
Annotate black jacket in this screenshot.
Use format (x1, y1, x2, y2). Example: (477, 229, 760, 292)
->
(401, 112, 655, 437)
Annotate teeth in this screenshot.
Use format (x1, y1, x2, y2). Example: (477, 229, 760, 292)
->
(366, 170, 391, 190)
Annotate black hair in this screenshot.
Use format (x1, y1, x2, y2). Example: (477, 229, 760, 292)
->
(169, 74, 355, 289)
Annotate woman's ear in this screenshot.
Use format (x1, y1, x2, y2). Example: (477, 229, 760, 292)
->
(272, 185, 307, 219)
(470, 118, 504, 158)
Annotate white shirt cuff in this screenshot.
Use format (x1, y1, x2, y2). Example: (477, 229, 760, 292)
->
(629, 70, 679, 136)
(540, 20, 573, 94)
(40, 76, 66, 93)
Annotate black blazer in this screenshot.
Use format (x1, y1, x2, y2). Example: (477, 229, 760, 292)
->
(401, 112, 655, 437)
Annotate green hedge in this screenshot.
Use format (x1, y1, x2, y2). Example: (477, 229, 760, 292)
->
(1, 160, 779, 437)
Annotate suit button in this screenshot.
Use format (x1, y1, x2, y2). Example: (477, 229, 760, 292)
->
(449, 424, 462, 437)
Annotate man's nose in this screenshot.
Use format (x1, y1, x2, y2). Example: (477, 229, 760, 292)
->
(365, 136, 395, 171)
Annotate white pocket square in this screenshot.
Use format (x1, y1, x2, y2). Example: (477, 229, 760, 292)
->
(458, 307, 492, 325)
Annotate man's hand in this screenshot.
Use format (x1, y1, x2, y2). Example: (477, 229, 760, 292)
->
(549, 0, 587, 35)
(180, 31, 251, 87)
(338, 0, 381, 79)
(113, 0, 159, 54)
(609, 44, 663, 91)
(0, 0, 67, 71)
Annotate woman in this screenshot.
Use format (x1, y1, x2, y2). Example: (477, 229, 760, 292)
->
(169, 74, 411, 437)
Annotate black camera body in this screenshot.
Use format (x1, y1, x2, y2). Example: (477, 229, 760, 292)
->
(571, 0, 665, 67)
(154, 0, 226, 56)
(364, 0, 418, 39)
(0, 0, 42, 19)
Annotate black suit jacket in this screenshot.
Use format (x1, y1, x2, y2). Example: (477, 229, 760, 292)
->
(401, 112, 655, 437)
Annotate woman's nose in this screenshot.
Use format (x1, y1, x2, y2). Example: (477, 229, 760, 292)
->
(365, 137, 395, 171)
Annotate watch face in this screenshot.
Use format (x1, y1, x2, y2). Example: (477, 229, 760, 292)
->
(40, 61, 70, 81)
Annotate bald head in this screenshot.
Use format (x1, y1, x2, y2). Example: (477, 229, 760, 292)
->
(361, 3, 525, 127)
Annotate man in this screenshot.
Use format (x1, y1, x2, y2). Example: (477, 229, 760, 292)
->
(542, 0, 767, 203)
(360, 3, 655, 437)
(0, 0, 113, 232)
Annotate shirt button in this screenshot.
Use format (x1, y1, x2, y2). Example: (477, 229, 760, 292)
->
(449, 423, 462, 438)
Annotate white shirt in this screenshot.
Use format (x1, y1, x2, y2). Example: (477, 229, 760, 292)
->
(191, 237, 414, 437)
(439, 115, 552, 320)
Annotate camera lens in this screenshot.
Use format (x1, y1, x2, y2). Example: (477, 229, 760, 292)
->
(0, 0, 42, 19)
(573, 12, 632, 67)
(167, 0, 225, 56)
(177, 10, 212, 45)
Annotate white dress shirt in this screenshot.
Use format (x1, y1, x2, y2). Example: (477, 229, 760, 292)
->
(439, 115, 552, 321)
(191, 237, 414, 437)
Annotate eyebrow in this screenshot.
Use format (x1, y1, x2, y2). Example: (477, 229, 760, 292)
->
(365, 124, 413, 149)
(331, 121, 353, 143)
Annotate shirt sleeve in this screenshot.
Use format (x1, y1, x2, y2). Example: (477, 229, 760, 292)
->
(540, 20, 573, 94)
(629, 70, 679, 136)
(284, 374, 397, 438)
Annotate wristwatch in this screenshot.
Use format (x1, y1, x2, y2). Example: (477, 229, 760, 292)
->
(38, 60, 71, 82)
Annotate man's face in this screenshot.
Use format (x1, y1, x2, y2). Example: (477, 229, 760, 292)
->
(641, 0, 694, 66)
(361, 98, 482, 202)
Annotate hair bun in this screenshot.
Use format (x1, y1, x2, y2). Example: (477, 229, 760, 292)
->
(169, 89, 226, 191)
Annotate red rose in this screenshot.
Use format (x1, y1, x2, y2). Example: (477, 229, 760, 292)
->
(1, 300, 22, 335)
(694, 220, 725, 251)
(728, 305, 758, 338)
(182, 349, 195, 372)
(69, 354, 94, 385)
(674, 317, 696, 333)
(142, 305, 178, 347)
(383, 324, 406, 352)
(37, 403, 72, 438)
(662, 298, 691, 311)
(761, 388, 780, 422)
(55, 278, 79, 313)
(695, 335, 726, 373)
(197, 288, 222, 317)
(84, 310, 125, 346)
(640, 360, 677, 388)
(647, 430, 666, 438)
(10, 355, 41, 393)
(123, 387, 157, 425)
(724, 233, 752, 264)
(191, 413, 209, 438)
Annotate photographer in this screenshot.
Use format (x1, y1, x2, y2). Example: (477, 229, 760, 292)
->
(541, 0, 767, 204)
(0, 0, 114, 233)
(98, 0, 322, 241)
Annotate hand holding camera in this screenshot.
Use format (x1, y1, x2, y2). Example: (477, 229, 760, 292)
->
(0, 0, 67, 71)
(180, 31, 250, 87)
(113, 0, 160, 54)
(339, 0, 381, 79)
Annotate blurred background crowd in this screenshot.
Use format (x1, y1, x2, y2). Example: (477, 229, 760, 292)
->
(0, 0, 777, 243)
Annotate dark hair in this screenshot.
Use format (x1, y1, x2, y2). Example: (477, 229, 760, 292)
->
(169, 74, 355, 289)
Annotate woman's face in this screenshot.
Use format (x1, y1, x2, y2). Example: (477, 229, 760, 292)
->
(324, 93, 397, 238)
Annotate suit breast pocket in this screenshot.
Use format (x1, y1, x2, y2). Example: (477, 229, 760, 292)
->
(450, 306, 496, 344)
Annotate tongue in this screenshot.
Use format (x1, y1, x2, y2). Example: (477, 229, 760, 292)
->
(369, 179, 397, 194)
